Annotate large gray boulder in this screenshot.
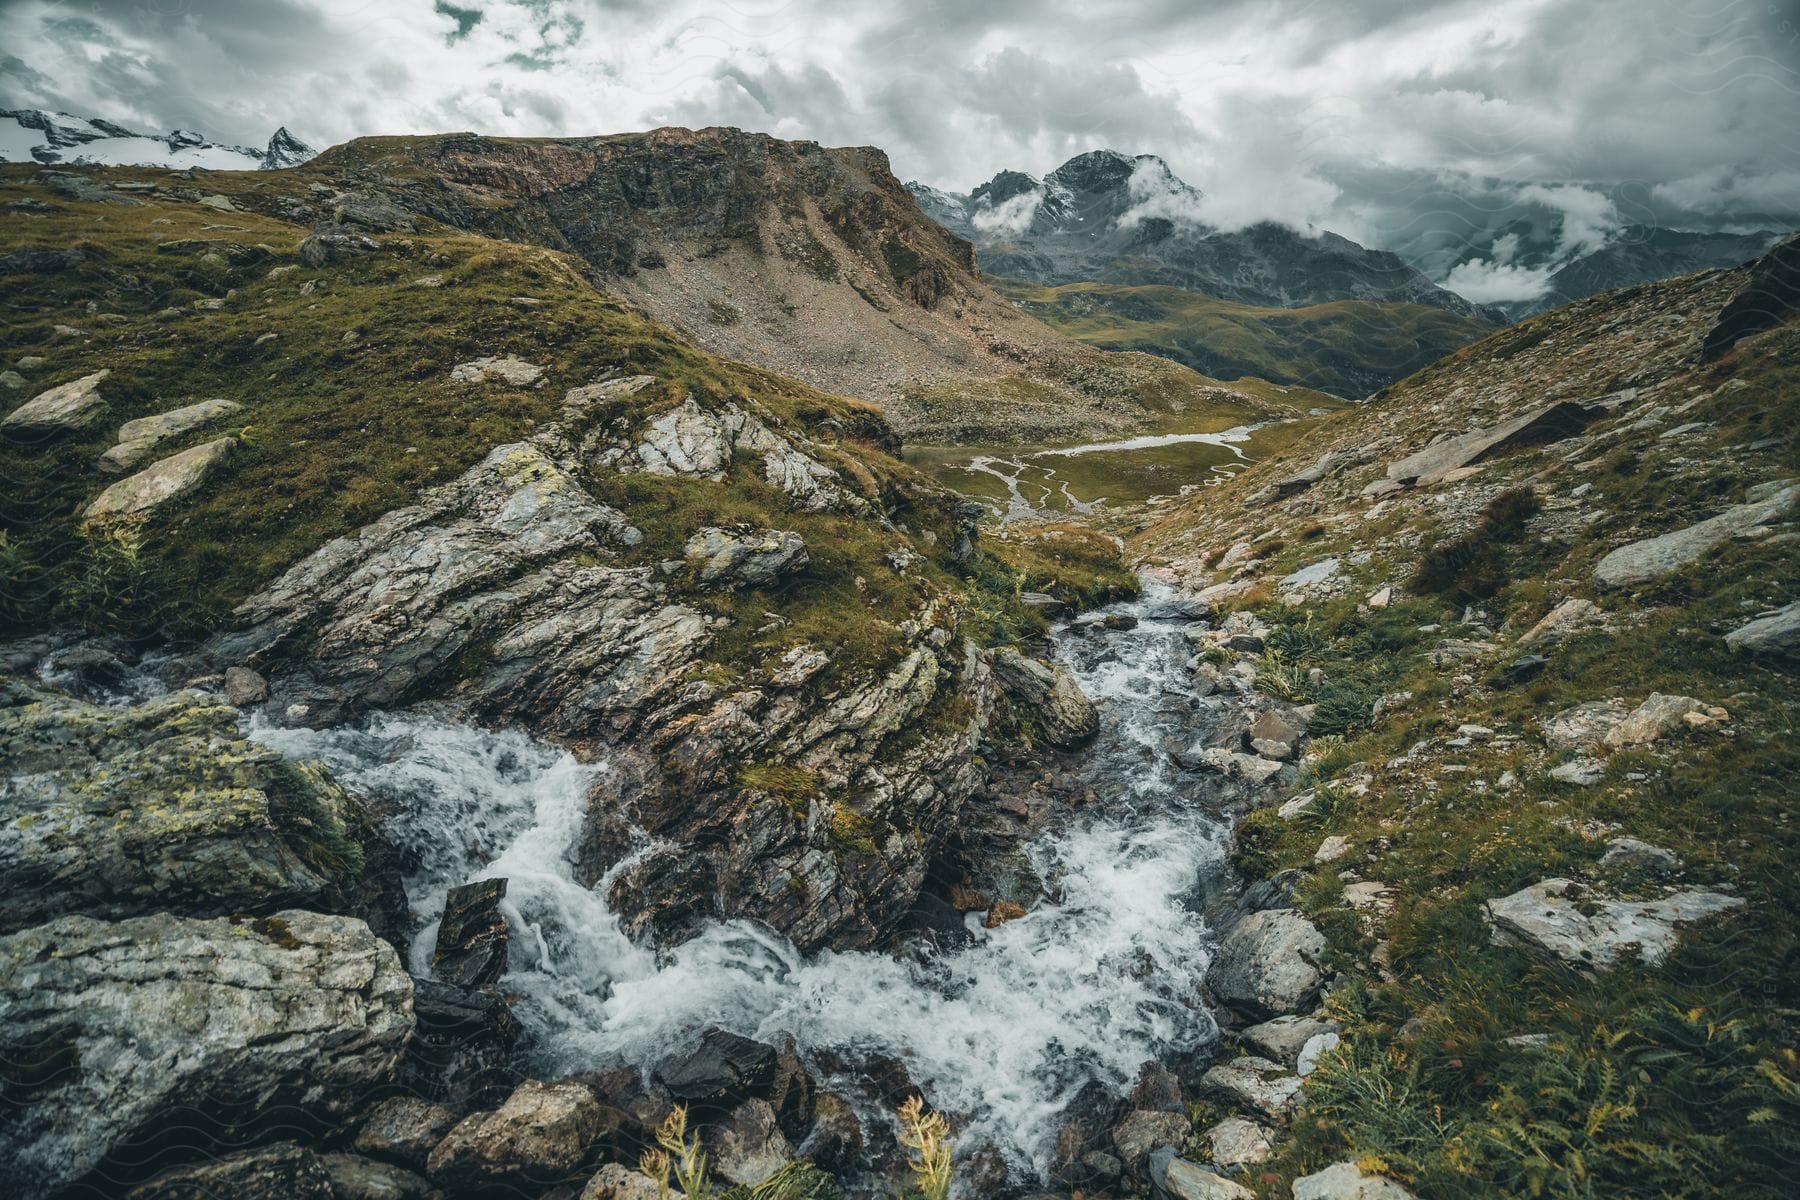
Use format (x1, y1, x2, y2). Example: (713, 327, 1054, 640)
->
(1, 369, 109, 435)
(127, 1142, 336, 1200)
(1485, 878, 1744, 972)
(1197, 1056, 1304, 1119)
(684, 526, 810, 589)
(1162, 1157, 1256, 1199)
(99, 397, 242, 472)
(84, 435, 236, 520)
(426, 1079, 609, 1192)
(1206, 908, 1327, 1019)
(991, 646, 1099, 748)
(1593, 486, 1795, 588)
(0, 682, 381, 932)
(1292, 1161, 1419, 1199)
(1725, 601, 1800, 657)
(0, 910, 412, 1194)
(1386, 401, 1599, 486)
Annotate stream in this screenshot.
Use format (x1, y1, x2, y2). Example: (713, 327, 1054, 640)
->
(252, 579, 1240, 1183)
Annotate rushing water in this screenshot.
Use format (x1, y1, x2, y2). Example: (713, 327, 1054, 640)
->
(252, 580, 1234, 1180)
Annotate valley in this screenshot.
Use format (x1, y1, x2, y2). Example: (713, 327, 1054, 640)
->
(1, 121, 1796, 1200)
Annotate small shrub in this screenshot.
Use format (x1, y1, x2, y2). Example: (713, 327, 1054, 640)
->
(895, 1095, 954, 1200)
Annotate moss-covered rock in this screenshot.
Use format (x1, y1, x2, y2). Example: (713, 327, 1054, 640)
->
(0, 679, 388, 931)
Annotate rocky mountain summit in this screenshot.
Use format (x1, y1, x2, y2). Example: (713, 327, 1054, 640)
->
(909, 151, 1494, 320)
(294, 128, 1290, 443)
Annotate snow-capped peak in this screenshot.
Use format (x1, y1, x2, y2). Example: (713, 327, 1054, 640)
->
(0, 108, 315, 172)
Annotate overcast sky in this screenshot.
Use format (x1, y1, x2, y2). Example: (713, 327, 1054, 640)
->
(4, 0, 1796, 274)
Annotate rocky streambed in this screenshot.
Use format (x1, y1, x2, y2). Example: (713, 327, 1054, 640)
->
(1, 575, 1386, 1199)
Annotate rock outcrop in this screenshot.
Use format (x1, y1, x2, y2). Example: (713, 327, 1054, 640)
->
(425, 1079, 609, 1192)
(0, 910, 412, 1194)
(1593, 485, 1794, 588)
(0, 681, 386, 931)
(991, 647, 1100, 748)
(98, 397, 242, 472)
(84, 436, 236, 520)
(0, 369, 109, 435)
(1485, 878, 1744, 971)
(1205, 908, 1327, 1019)
(210, 381, 994, 950)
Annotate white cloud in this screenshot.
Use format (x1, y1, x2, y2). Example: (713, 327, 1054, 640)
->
(1441, 258, 1556, 303)
(971, 189, 1044, 237)
(1117, 157, 1207, 229)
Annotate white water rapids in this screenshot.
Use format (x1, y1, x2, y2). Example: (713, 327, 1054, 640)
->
(253, 580, 1235, 1180)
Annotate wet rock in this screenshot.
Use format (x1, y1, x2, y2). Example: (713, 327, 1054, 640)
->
(127, 1142, 336, 1200)
(1050, 1078, 1126, 1186)
(426, 1079, 609, 1192)
(1204, 1117, 1274, 1168)
(355, 1097, 461, 1169)
(1206, 908, 1327, 1019)
(1386, 401, 1600, 486)
(1197, 1056, 1303, 1119)
(85, 436, 236, 520)
(684, 526, 809, 589)
(0, 682, 384, 931)
(1541, 700, 1630, 751)
(400, 979, 521, 1109)
(1604, 692, 1722, 746)
(766, 1033, 816, 1141)
(1291, 1160, 1419, 1199)
(992, 647, 1099, 748)
(1593, 486, 1795, 588)
(1240, 1015, 1341, 1066)
(99, 397, 242, 472)
(450, 355, 545, 386)
(655, 1027, 778, 1106)
(0, 910, 411, 1194)
(1188, 748, 1284, 785)
(580, 1163, 669, 1200)
(317, 1153, 435, 1200)
(705, 1097, 794, 1186)
(797, 1090, 863, 1173)
(433, 877, 510, 988)
(1020, 591, 1068, 618)
(2, 369, 109, 435)
(1600, 837, 1681, 874)
(1485, 878, 1745, 971)
(1111, 1108, 1190, 1174)
(1162, 1156, 1256, 1199)
(984, 899, 1028, 927)
(1725, 601, 1800, 657)
(222, 664, 269, 705)
(1128, 1060, 1185, 1112)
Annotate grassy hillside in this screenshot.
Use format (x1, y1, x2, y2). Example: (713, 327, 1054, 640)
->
(1134, 262, 1800, 1197)
(995, 278, 1495, 400)
(0, 163, 1119, 670)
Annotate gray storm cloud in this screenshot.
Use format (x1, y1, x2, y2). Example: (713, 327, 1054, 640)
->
(2, 0, 1793, 258)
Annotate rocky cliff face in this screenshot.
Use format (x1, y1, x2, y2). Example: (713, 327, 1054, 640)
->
(910, 150, 1496, 320)
(300, 129, 1286, 442)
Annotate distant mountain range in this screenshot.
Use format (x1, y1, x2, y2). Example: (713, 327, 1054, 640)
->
(1439, 220, 1784, 321)
(0, 109, 314, 171)
(907, 151, 1498, 321)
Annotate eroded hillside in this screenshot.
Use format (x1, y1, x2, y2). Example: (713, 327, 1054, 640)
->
(293, 129, 1304, 443)
(1130, 244, 1800, 1196)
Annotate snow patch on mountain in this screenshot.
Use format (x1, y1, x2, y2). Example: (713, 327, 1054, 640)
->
(0, 109, 314, 171)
